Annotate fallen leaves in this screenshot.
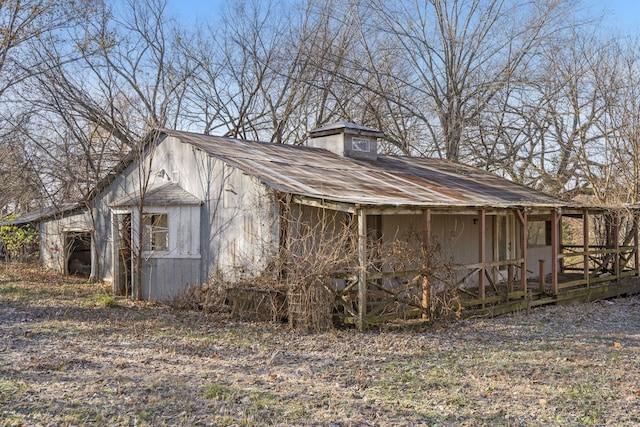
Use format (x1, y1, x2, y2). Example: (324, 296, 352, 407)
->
(2, 268, 640, 425)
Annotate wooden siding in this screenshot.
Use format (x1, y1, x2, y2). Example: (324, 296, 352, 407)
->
(39, 210, 94, 275)
(140, 257, 201, 301)
(152, 136, 280, 283)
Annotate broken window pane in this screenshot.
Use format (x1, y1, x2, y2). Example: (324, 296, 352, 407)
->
(142, 213, 168, 251)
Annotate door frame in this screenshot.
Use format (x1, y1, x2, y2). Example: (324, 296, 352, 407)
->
(112, 210, 133, 296)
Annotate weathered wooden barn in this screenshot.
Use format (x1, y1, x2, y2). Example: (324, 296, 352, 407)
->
(17, 122, 640, 328)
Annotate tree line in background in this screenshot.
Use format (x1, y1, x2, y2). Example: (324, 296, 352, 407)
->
(1, 0, 638, 215)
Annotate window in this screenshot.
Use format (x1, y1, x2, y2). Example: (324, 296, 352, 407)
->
(527, 220, 551, 247)
(351, 137, 371, 152)
(143, 213, 168, 251)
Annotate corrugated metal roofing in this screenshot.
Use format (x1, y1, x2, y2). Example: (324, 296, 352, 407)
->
(163, 129, 574, 209)
(8, 202, 83, 225)
(110, 181, 202, 207)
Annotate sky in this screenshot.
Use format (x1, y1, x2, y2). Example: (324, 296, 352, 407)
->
(598, 0, 640, 33)
(167, 0, 640, 36)
(166, 0, 223, 23)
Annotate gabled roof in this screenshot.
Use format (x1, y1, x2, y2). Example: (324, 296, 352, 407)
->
(110, 181, 201, 207)
(162, 129, 574, 209)
(13, 127, 577, 226)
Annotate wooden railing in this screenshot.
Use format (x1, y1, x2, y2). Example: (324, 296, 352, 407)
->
(561, 245, 638, 289)
(330, 245, 640, 324)
(328, 269, 423, 323)
(329, 258, 531, 322)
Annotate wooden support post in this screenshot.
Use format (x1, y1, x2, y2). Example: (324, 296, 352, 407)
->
(507, 264, 514, 300)
(478, 209, 486, 302)
(421, 209, 431, 319)
(552, 209, 559, 294)
(357, 208, 367, 331)
(551, 208, 560, 295)
(539, 259, 545, 293)
(559, 212, 565, 274)
(635, 210, 640, 277)
(583, 209, 590, 286)
(614, 213, 620, 279)
(515, 209, 528, 296)
(493, 215, 500, 286)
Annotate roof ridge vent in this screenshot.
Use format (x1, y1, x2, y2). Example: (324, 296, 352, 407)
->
(307, 122, 384, 161)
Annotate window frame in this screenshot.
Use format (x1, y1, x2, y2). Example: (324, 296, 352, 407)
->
(142, 212, 169, 253)
(527, 219, 551, 247)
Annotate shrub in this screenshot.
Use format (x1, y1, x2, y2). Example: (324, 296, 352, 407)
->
(0, 214, 38, 262)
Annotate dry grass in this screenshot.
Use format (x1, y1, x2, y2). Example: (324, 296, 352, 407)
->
(1, 263, 640, 426)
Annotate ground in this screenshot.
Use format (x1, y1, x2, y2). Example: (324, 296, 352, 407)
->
(1, 265, 640, 426)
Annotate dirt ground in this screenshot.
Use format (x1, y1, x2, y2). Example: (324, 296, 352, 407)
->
(1, 265, 640, 426)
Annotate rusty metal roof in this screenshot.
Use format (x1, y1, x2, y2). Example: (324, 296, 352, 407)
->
(163, 129, 575, 209)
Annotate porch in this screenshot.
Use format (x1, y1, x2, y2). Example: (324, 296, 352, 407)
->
(329, 206, 640, 329)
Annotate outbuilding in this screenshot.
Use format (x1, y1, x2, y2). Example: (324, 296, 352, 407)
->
(20, 122, 640, 328)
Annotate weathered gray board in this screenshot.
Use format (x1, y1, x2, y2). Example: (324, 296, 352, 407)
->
(470, 276, 640, 318)
(141, 257, 201, 301)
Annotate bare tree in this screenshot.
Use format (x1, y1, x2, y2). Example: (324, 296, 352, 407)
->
(469, 28, 616, 198)
(588, 37, 640, 205)
(0, 128, 46, 215)
(0, 0, 92, 213)
(16, 0, 196, 204)
(361, 0, 580, 161)
(184, 0, 286, 140)
(0, 0, 78, 99)
(184, 0, 401, 144)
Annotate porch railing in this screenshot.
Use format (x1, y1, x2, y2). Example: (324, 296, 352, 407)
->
(560, 245, 638, 289)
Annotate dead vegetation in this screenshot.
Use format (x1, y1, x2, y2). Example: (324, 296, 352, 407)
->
(176, 205, 357, 330)
(176, 205, 463, 331)
(2, 263, 640, 426)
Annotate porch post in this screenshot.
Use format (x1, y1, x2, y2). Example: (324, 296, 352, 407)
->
(492, 215, 500, 286)
(478, 209, 486, 301)
(356, 208, 367, 331)
(635, 210, 640, 277)
(517, 209, 528, 295)
(421, 209, 432, 319)
(559, 211, 565, 274)
(583, 209, 590, 286)
(614, 212, 620, 279)
(551, 208, 560, 295)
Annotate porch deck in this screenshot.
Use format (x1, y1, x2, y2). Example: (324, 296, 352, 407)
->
(331, 254, 640, 326)
(329, 207, 640, 329)
(459, 271, 640, 315)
